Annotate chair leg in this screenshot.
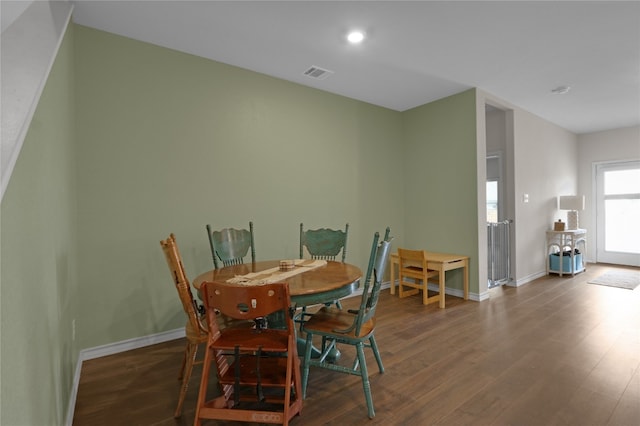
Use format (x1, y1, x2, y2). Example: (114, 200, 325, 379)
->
(422, 279, 429, 305)
(301, 333, 314, 399)
(282, 346, 294, 426)
(293, 354, 302, 401)
(177, 341, 189, 380)
(174, 342, 198, 418)
(297, 306, 307, 334)
(369, 335, 384, 373)
(356, 342, 375, 419)
(194, 343, 213, 426)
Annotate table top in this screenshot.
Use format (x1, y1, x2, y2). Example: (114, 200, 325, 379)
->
(193, 260, 362, 306)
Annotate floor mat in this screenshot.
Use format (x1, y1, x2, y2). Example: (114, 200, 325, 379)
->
(588, 270, 640, 290)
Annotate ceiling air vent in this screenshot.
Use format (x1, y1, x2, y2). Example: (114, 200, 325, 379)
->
(303, 66, 334, 80)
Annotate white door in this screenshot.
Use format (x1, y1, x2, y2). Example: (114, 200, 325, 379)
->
(595, 161, 640, 266)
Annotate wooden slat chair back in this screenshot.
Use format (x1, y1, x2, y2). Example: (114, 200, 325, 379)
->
(195, 281, 303, 426)
(301, 228, 392, 419)
(298, 222, 349, 314)
(159, 233, 209, 418)
(206, 222, 256, 269)
(299, 223, 349, 262)
(355, 227, 392, 335)
(397, 248, 441, 305)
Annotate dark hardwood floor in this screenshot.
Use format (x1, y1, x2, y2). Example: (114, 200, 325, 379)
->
(73, 264, 640, 426)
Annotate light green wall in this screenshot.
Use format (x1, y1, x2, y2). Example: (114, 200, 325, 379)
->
(1, 26, 78, 425)
(73, 25, 406, 349)
(402, 90, 479, 293)
(1, 23, 482, 424)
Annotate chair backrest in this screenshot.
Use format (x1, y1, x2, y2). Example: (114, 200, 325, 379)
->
(299, 223, 349, 262)
(397, 248, 428, 275)
(202, 281, 294, 332)
(160, 233, 206, 335)
(348, 228, 393, 337)
(206, 222, 255, 269)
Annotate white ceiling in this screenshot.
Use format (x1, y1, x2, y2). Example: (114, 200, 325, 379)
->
(68, 1, 640, 134)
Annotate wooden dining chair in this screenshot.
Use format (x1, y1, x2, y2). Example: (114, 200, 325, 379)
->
(397, 248, 442, 306)
(301, 228, 392, 419)
(298, 222, 349, 315)
(299, 222, 349, 262)
(195, 281, 303, 426)
(206, 222, 256, 269)
(159, 233, 209, 418)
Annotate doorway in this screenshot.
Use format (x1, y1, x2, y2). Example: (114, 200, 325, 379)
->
(485, 103, 514, 287)
(595, 160, 640, 266)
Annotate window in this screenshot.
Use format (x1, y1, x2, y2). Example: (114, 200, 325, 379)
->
(487, 181, 498, 223)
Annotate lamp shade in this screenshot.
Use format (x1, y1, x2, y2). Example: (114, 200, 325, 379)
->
(558, 195, 585, 211)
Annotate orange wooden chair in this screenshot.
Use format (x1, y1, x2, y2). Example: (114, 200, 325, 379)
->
(397, 248, 442, 305)
(160, 233, 209, 418)
(195, 281, 303, 425)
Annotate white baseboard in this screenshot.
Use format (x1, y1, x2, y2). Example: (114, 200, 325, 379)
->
(65, 353, 84, 426)
(65, 327, 185, 426)
(475, 290, 491, 301)
(389, 280, 483, 302)
(426, 282, 483, 302)
(79, 328, 185, 361)
(513, 270, 547, 286)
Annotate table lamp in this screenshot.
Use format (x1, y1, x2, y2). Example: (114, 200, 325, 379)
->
(558, 195, 585, 230)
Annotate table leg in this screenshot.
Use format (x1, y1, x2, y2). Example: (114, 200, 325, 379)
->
(389, 256, 396, 295)
(439, 268, 446, 309)
(463, 261, 469, 300)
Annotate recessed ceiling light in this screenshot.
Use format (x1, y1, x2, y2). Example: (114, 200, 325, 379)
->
(347, 31, 365, 44)
(551, 86, 571, 95)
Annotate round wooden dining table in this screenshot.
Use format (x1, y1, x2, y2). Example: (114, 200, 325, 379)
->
(192, 260, 362, 307)
(193, 260, 362, 361)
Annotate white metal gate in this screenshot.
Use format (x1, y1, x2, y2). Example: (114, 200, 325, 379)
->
(488, 220, 511, 288)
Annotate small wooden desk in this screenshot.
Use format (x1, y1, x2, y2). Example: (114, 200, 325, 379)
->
(389, 251, 469, 308)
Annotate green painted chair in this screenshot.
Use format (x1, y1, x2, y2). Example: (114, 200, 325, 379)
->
(206, 222, 255, 269)
(301, 227, 392, 419)
(298, 222, 349, 316)
(299, 223, 349, 262)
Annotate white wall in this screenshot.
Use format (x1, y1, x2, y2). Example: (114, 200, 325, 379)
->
(486, 109, 507, 153)
(1, 0, 33, 31)
(577, 125, 640, 261)
(0, 0, 73, 201)
(477, 90, 578, 286)
(512, 110, 578, 283)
